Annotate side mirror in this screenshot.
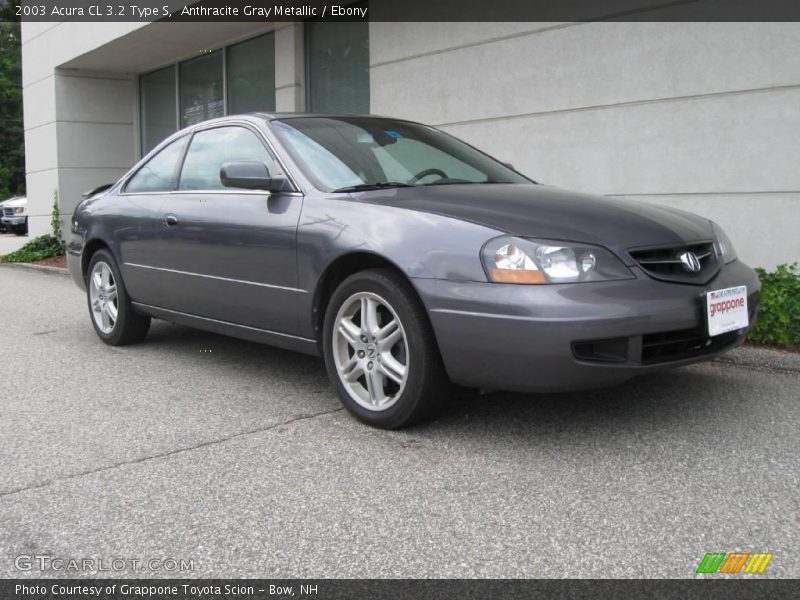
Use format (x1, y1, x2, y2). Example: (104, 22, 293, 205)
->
(220, 161, 285, 192)
(502, 161, 516, 171)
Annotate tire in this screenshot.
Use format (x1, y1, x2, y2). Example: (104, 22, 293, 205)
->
(13, 228, 25, 236)
(86, 249, 150, 345)
(323, 268, 449, 429)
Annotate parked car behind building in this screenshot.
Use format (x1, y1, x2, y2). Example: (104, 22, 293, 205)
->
(1, 196, 28, 236)
(0, 197, 10, 233)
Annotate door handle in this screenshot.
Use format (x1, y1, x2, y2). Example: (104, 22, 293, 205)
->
(164, 214, 179, 227)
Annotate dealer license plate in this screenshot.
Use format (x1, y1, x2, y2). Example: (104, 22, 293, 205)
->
(706, 285, 748, 337)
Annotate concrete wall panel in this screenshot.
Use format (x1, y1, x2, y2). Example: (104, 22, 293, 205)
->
(442, 88, 800, 196)
(23, 169, 59, 238)
(372, 22, 800, 126)
(54, 74, 135, 124)
(22, 75, 56, 131)
(23, 123, 58, 175)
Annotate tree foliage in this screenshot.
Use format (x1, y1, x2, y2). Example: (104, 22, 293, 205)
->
(0, 0, 25, 199)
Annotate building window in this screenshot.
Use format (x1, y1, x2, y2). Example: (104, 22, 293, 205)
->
(140, 33, 279, 155)
(179, 51, 224, 127)
(305, 18, 370, 114)
(227, 33, 276, 114)
(139, 66, 176, 155)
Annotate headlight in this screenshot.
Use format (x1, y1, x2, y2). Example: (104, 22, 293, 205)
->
(712, 222, 737, 264)
(481, 236, 633, 284)
(15, 207, 24, 214)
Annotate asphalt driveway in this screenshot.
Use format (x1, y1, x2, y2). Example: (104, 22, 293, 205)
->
(1, 265, 798, 578)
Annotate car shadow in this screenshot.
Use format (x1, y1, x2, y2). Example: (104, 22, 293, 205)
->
(141, 320, 743, 444)
(413, 366, 748, 447)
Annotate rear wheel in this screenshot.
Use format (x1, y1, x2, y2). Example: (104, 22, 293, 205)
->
(86, 249, 150, 345)
(323, 269, 448, 429)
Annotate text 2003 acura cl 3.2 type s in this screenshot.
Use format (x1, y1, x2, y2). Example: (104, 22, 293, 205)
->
(68, 114, 759, 428)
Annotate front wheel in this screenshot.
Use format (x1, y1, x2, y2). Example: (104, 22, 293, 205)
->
(86, 249, 150, 345)
(323, 269, 449, 429)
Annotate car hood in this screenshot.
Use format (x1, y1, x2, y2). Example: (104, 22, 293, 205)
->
(352, 184, 714, 260)
(3, 197, 26, 208)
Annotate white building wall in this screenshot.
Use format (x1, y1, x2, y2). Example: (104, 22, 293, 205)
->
(370, 22, 800, 269)
(21, 22, 144, 237)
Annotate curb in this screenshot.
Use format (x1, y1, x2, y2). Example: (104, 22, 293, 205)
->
(0, 262, 71, 278)
(718, 345, 800, 375)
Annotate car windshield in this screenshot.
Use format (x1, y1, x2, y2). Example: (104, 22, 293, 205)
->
(271, 117, 531, 192)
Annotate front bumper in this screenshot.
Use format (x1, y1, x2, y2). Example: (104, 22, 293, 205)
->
(1, 216, 26, 226)
(414, 260, 760, 393)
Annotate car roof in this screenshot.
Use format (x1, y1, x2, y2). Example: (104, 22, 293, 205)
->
(252, 112, 402, 121)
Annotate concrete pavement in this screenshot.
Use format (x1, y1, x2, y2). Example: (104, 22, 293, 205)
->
(0, 265, 798, 578)
(0, 231, 30, 255)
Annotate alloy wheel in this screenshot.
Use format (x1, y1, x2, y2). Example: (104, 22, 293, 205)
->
(89, 261, 118, 334)
(332, 291, 409, 411)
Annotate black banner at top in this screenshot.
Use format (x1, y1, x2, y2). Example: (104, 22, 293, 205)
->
(11, 0, 800, 22)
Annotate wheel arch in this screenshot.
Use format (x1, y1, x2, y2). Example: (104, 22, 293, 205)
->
(311, 251, 434, 349)
(81, 238, 112, 282)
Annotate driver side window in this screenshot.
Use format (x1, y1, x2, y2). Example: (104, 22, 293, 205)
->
(178, 126, 281, 191)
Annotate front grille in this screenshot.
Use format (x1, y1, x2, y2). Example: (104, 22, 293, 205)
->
(641, 327, 740, 364)
(2, 207, 13, 216)
(629, 241, 719, 285)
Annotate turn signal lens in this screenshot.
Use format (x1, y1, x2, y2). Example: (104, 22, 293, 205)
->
(489, 268, 547, 284)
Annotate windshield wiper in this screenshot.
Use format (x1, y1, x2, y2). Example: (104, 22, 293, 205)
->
(421, 180, 513, 187)
(332, 182, 414, 193)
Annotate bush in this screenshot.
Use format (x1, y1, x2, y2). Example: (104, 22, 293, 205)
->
(1, 234, 65, 263)
(51, 188, 61, 240)
(747, 263, 800, 348)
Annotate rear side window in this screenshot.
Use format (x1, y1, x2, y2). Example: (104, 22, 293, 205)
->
(125, 136, 188, 193)
(178, 126, 281, 191)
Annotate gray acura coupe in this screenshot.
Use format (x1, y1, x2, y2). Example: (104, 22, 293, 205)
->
(68, 114, 759, 428)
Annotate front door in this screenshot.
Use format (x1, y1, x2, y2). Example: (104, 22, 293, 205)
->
(156, 125, 303, 335)
(116, 134, 189, 308)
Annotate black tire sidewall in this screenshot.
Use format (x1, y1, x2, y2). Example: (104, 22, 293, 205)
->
(323, 269, 441, 428)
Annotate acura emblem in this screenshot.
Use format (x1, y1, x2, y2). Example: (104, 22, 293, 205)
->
(679, 251, 702, 272)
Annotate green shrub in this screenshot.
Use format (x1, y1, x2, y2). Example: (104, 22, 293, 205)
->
(51, 188, 61, 240)
(747, 263, 800, 348)
(1, 234, 65, 263)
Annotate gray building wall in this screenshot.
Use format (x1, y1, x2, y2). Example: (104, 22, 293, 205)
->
(22, 21, 800, 269)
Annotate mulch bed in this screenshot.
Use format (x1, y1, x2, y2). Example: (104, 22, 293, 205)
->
(32, 255, 67, 269)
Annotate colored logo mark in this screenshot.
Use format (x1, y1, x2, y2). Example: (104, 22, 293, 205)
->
(696, 552, 773, 574)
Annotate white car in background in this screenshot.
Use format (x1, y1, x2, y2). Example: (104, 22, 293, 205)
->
(1, 196, 28, 236)
(0, 198, 8, 233)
